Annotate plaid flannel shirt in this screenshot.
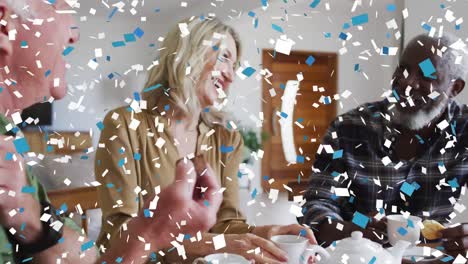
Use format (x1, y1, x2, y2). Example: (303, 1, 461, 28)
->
(300, 99, 468, 227)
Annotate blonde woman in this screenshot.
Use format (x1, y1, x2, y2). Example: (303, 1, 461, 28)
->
(95, 17, 316, 263)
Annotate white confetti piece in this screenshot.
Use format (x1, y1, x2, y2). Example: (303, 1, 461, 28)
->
(437, 120, 449, 130)
(274, 36, 295, 55)
(213, 234, 226, 250)
(155, 137, 166, 148)
(129, 119, 140, 130)
(381, 156, 392, 166)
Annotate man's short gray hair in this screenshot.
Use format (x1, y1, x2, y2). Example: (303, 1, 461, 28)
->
(436, 33, 468, 82)
(4, 0, 34, 19)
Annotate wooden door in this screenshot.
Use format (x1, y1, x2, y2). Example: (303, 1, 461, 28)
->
(261, 50, 338, 192)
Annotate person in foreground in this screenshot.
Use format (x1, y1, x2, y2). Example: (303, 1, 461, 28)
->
(300, 33, 468, 257)
(0, 1, 222, 263)
(0, 0, 98, 263)
(95, 16, 316, 263)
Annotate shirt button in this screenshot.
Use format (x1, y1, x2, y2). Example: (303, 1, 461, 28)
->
(389, 150, 393, 154)
(405, 202, 409, 206)
(391, 137, 395, 141)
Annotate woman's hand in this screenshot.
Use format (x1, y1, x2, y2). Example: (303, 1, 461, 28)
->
(252, 224, 317, 244)
(219, 233, 289, 264)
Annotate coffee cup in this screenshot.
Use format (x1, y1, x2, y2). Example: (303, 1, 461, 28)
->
(271, 235, 326, 264)
(193, 253, 250, 264)
(387, 214, 422, 246)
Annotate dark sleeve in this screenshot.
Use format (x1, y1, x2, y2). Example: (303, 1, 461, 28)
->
(299, 119, 354, 226)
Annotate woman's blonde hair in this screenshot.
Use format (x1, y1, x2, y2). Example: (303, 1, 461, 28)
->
(142, 16, 241, 127)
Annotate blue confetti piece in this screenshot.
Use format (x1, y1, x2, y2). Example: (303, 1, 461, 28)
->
(81, 240, 94, 252)
(332, 149, 343, 159)
(305, 55, 315, 66)
(411, 182, 421, 191)
(407, 219, 414, 228)
(369, 256, 377, 264)
(297, 117, 304, 123)
(118, 158, 125, 167)
(248, 11, 256, 17)
(422, 23, 432, 32)
(400, 182, 416, 196)
(221, 145, 234, 153)
(133, 92, 140, 101)
(134, 27, 144, 38)
(441, 256, 454, 262)
(203, 200, 209, 207)
(45, 69, 51, 77)
(164, 104, 170, 111)
(14, 138, 30, 153)
(398, 227, 408, 236)
(280, 112, 288, 118)
(112, 41, 126, 48)
(143, 209, 151, 217)
(261, 0, 268, 7)
(392, 89, 400, 101)
(343, 23, 350, 29)
(351, 13, 369, 26)
(448, 178, 460, 188)
(242, 67, 256, 77)
(324, 32, 331, 38)
(254, 18, 259, 28)
(143, 83, 162, 92)
(21, 186, 36, 194)
(382, 46, 389, 55)
(272, 23, 284, 33)
(62, 46, 74, 56)
(331, 171, 340, 177)
(5, 152, 13, 161)
(124, 33, 136, 42)
(352, 211, 369, 229)
(48, 0, 56, 4)
(387, 4, 396, 12)
(280, 83, 285, 89)
(96, 121, 105, 131)
(107, 7, 118, 21)
(251, 188, 257, 199)
(20, 40, 28, 48)
(324, 96, 332, 104)
(309, 0, 320, 8)
(419, 58, 437, 79)
(134, 153, 141, 161)
(354, 64, 360, 72)
(339, 32, 348, 40)
(296, 155, 305, 164)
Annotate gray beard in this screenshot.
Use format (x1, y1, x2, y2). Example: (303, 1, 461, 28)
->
(392, 97, 448, 131)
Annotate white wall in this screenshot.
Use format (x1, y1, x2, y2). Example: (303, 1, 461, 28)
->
(225, 0, 402, 191)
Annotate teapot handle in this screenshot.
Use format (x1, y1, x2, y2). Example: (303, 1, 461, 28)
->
(302, 245, 330, 263)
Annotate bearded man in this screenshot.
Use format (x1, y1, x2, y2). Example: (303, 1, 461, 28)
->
(300, 34, 468, 257)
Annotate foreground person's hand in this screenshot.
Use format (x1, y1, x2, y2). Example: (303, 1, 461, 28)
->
(0, 136, 42, 243)
(99, 158, 222, 263)
(139, 158, 222, 246)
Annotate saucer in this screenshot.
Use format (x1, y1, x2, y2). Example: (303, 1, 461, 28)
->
(402, 246, 442, 262)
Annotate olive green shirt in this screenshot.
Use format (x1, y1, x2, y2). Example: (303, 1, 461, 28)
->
(95, 107, 251, 263)
(0, 114, 82, 264)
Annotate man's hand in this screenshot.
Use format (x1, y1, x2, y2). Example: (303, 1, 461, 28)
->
(0, 135, 42, 244)
(440, 223, 468, 257)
